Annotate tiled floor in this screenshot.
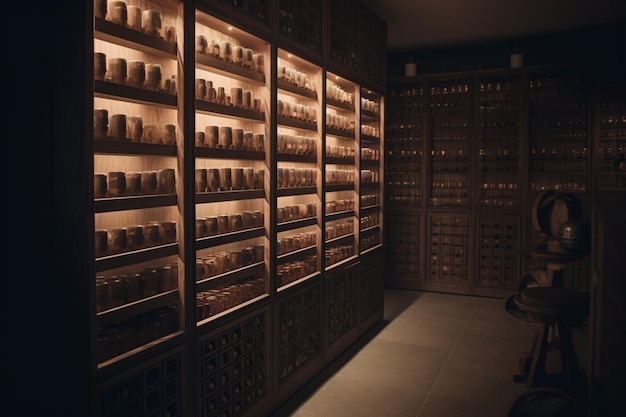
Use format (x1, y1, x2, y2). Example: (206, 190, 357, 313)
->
(269, 288, 590, 417)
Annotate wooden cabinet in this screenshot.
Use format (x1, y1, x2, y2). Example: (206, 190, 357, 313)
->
(86, 1, 386, 416)
(385, 64, 623, 297)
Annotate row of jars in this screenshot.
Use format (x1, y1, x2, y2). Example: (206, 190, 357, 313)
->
(96, 1, 174, 41)
(360, 234, 380, 250)
(278, 63, 317, 93)
(326, 83, 354, 105)
(278, 99, 317, 123)
(277, 167, 317, 188)
(196, 275, 265, 320)
(529, 147, 588, 160)
(361, 97, 380, 114)
(326, 198, 355, 213)
(196, 244, 265, 281)
(95, 54, 176, 94)
(361, 147, 380, 160)
(196, 126, 264, 151)
(325, 220, 353, 241)
(325, 169, 355, 185)
(430, 84, 470, 97)
(96, 263, 178, 312)
(195, 167, 264, 192)
(326, 112, 355, 132)
(97, 304, 179, 363)
(278, 204, 317, 223)
(277, 255, 317, 287)
(94, 109, 177, 144)
(478, 196, 518, 208)
(361, 170, 380, 183)
(360, 215, 379, 230)
(430, 197, 468, 207)
(385, 186, 420, 206)
(361, 194, 379, 206)
(195, 210, 264, 239)
(278, 133, 316, 155)
(361, 125, 380, 138)
(95, 168, 176, 198)
(195, 36, 264, 73)
(195, 79, 262, 112)
(326, 144, 355, 158)
(325, 244, 354, 266)
(277, 231, 317, 256)
(95, 220, 177, 257)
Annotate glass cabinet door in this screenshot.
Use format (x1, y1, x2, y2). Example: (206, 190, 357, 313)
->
(359, 87, 384, 254)
(324, 73, 358, 270)
(276, 49, 323, 290)
(194, 9, 270, 324)
(93, 0, 184, 366)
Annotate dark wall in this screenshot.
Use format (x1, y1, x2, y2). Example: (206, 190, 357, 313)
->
(387, 22, 626, 76)
(5, 2, 93, 417)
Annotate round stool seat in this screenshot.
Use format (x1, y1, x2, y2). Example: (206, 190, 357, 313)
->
(516, 287, 589, 325)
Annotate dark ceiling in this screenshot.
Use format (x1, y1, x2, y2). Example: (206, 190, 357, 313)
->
(358, 0, 626, 52)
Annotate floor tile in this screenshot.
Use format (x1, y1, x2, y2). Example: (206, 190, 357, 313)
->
(383, 288, 425, 320)
(336, 338, 450, 392)
(417, 393, 513, 417)
(400, 292, 479, 321)
(455, 320, 537, 359)
(429, 348, 528, 408)
(469, 297, 520, 325)
(289, 374, 427, 417)
(377, 315, 465, 350)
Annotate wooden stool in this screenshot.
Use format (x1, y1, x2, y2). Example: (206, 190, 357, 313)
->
(513, 286, 589, 394)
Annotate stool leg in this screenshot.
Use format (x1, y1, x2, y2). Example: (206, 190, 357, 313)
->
(527, 322, 549, 388)
(556, 322, 581, 395)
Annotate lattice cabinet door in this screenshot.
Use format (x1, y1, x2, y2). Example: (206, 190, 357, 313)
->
(275, 281, 323, 403)
(475, 215, 520, 290)
(426, 214, 470, 288)
(97, 348, 186, 417)
(385, 213, 421, 287)
(196, 308, 272, 417)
